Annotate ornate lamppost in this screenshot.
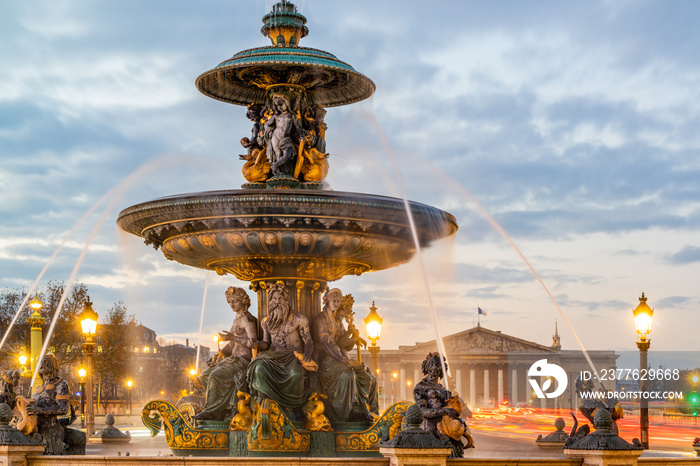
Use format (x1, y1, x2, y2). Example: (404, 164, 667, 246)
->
(633, 292, 654, 449)
(189, 368, 196, 394)
(17, 354, 30, 395)
(126, 379, 133, 414)
(78, 368, 86, 428)
(80, 298, 98, 436)
(364, 301, 383, 377)
(18, 354, 30, 377)
(27, 295, 45, 389)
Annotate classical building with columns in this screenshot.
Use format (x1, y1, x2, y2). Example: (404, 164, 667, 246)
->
(366, 323, 617, 412)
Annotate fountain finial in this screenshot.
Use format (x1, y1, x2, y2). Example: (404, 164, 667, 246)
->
(261, 1, 309, 47)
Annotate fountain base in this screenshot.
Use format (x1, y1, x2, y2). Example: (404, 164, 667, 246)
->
(142, 399, 410, 458)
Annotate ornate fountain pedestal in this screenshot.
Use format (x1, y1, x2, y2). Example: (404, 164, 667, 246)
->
(142, 399, 410, 457)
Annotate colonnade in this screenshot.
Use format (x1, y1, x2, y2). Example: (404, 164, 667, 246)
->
(388, 360, 511, 408)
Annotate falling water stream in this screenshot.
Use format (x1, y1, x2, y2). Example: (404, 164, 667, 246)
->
(0, 186, 114, 353)
(359, 109, 605, 390)
(14, 155, 207, 387)
(363, 113, 452, 390)
(420, 158, 606, 386)
(195, 271, 211, 373)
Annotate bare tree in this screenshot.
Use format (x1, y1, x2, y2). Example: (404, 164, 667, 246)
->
(94, 302, 136, 410)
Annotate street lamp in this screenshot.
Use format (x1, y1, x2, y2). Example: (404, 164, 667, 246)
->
(126, 379, 133, 414)
(212, 334, 221, 351)
(80, 298, 98, 436)
(27, 295, 45, 389)
(18, 354, 31, 380)
(78, 368, 86, 428)
(189, 368, 197, 394)
(391, 371, 398, 406)
(364, 301, 383, 377)
(633, 292, 654, 449)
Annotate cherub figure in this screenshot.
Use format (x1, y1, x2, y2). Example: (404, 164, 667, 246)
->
(295, 105, 329, 182)
(240, 103, 270, 182)
(264, 95, 303, 176)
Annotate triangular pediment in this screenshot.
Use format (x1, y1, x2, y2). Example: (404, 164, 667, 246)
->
(399, 325, 555, 354)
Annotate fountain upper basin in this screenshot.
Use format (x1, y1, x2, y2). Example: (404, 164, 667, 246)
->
(117, 189, 457, 283)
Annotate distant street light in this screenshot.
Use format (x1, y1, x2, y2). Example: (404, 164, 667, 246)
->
(27, 295, 45, 389)
(364, 301, 383, 377)
(18, 354, 31, 380)
(78, 368, 86, 428)
(80, 298, 98, 436)
(189, 368, 197, 394)
(126, 379, 133, 414)
(633, 292, 654, 449)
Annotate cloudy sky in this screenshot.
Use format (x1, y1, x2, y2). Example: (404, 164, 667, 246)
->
(2, 1, 699, 356)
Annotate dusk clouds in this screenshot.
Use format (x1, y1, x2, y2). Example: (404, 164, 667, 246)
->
(2, 1, 699, 353)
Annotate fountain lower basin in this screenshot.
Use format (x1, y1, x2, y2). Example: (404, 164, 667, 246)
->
(117, 189, 457, 283)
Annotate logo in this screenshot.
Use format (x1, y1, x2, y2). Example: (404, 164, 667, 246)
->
(527, 359, 568, 399)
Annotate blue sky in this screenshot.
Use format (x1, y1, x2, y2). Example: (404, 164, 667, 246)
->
(2, 1, 699, 354)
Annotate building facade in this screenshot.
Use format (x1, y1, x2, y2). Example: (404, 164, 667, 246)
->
(367, 323, 618, 412)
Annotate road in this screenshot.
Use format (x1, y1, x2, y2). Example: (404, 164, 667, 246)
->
(86, 409, 700, 458)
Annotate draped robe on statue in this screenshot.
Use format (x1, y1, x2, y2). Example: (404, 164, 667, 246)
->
(198, 355, 251, 418)
(314, 311, 378, 422)
(246, 351, 310, 409)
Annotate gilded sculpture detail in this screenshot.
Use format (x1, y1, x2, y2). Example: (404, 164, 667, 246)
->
(239, 92, 330, 187)
(143, 400, 229, 453)
(303, 392, 332, 432)
(247, 398, 310, 452)
(230, 392, 257, 431)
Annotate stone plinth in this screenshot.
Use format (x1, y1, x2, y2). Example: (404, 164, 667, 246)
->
(380, 446, 451, 466)
(0, 444, 46, 465)
(537, 440, 567, 450)
(564, 448, 642, 466)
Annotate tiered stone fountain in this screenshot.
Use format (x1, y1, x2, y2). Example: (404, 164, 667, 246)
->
(118, 0, 457, 457)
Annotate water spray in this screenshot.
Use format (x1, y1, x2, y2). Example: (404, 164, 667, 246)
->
(361, 111, 452, 390)
(195, 271, 211, 373)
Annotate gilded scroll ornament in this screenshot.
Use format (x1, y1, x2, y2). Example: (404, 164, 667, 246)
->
(142, 400, 228, 451)
(247, 398, 310, 452)
(335, 401, 409, 452)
